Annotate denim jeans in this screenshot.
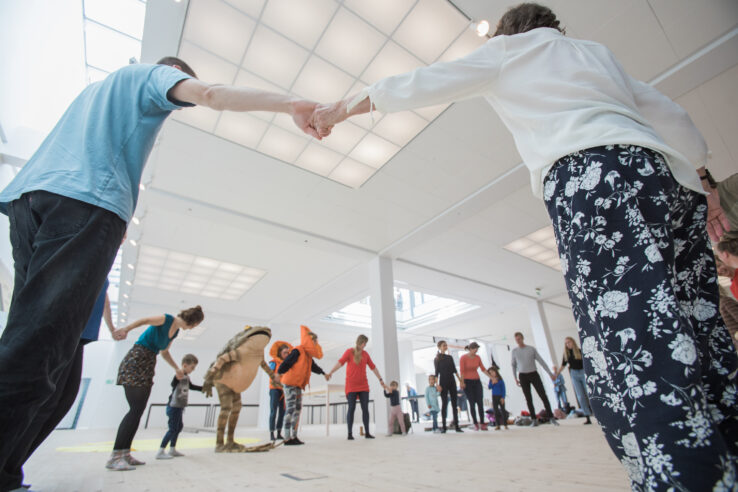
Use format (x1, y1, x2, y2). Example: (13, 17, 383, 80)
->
(346, 391, 370, 436)
(0, 191, 125, 485)
(462, 379, 484, 424)
(569, 368, 592, 416)
(268, 388, 285, 432)
(161, 406, 184, 448)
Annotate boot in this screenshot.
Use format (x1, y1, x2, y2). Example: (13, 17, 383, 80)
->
(480, 423, 488, 431)
(494, 425, 501, 431)
(270, 431, 275, 441)
(277, 430, 284, 440)
(584, 416, 592, 425)
(122, 450, 145, 466)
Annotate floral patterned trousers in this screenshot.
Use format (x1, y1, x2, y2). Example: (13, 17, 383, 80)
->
(544, 145, 737, 491)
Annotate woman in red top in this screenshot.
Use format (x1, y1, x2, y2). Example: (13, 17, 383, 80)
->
(460, 342, 489, 430)
(327, 334, 385, 440)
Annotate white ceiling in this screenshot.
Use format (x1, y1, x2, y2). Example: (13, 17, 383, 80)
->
(127, 0, 738, 352)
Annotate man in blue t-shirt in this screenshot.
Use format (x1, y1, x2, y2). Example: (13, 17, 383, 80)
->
(0, 55, 325, 489)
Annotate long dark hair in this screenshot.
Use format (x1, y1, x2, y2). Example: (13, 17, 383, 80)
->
(435, 340, 447, 363)
(494, 3, 564, 37)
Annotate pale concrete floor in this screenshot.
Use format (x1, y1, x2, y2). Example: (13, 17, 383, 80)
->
(24, 420, 630, 491)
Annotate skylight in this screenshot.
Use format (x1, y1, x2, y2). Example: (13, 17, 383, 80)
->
(133, 245, 266, 300)
(173, 0, 487, 188)
(504, 225, 562, 271)
(323, 287, 479, 330)
(82, 0, 145, 85)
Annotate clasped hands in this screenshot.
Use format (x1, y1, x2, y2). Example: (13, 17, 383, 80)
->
(290, 98, 351, 140)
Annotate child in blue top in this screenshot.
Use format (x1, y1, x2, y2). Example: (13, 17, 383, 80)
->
(488, 367, 508, 430)
(425, 375, 441, 433)
(552, 365, 569, 411)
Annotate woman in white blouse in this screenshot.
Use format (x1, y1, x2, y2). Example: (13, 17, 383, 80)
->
(314, 4, 737, 491)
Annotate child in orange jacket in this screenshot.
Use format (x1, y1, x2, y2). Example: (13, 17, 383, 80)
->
(275, 326, 327, 445)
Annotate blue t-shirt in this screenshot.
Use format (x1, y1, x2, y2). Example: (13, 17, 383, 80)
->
(136, 314, 178, 354)
(0, 64, 192, 222)
(80, 279, 109, 343)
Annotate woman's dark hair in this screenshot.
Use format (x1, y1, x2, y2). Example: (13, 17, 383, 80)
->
(156, 56, 198, 78)
(435, 340, 447, 363)
(178, 305, 204, 326)
(494, 3, 564, 37)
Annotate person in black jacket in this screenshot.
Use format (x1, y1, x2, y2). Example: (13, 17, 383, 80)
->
(434, 341, 464, 433)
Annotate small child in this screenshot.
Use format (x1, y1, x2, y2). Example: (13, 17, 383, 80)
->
(425, 375, 441, 433)
(157, 354, 202, 459)
(552, 365, 569, 411)
(488, 367, 508, 430)
(382, 381, 407, 436)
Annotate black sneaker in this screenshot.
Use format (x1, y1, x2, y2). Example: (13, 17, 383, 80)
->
(441, 428, 447, 434)
(293, 437, 305, 445)
(455, 427, 464, 433)
(347, 434, 355, 440)
(365, 433, 375, 439)
(283, 438, 299, 446)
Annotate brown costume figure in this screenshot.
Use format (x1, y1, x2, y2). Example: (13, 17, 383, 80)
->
(202, 325, 278, 452)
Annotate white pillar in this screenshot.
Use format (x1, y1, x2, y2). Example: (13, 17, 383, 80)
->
(527, 300, 557, 412)
(369, 256, 400, 434)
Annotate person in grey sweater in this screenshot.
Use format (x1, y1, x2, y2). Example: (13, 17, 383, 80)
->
(511, 332, 558, 426)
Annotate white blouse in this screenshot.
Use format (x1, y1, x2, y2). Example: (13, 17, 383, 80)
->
(350, 28, 706, 199)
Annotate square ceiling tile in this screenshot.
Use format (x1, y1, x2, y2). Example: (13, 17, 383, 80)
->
(314, 7, 387, 77)
(348, 133, 400, 169)
(343, 0, 415, 36)
(241, 26, 310, 89)
(261, 0, 338, 48)
(214, 112, 269, 148)
(294, 142, 343, 175)
(183, 0, 255, 64)
(291, 56, 355, 102)
(172, 105, 220, 132)
(393, 0, 469, 63)
(258, 125, 309, 162)
(320, 121, 366, 154)
(329, 158, 375, 188)
(178, 41, 239, 84)
(223, 0, 265, 18)
(439, 29, 488, 63)
(371, 111, 428, 146)
(361, 41, 424, 85)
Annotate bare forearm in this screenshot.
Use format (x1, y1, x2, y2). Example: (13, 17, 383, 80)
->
(328, 361, 343, 376)
(102, 295, 114, 333)
(161, 350, 179, 372)
(202, 85, 297, 113)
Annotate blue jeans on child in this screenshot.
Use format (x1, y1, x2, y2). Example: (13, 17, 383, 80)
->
(430, 409, 439, 430)
(161, 406, 184, 448)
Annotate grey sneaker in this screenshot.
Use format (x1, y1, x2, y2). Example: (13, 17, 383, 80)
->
(156, 449, 173, 460)
(106, 457, 135, 471)
(169, 448, 185, 457)
(123, 451, 145, 466)
(550, 418, 560, 426)
(528, 419, 538, 427)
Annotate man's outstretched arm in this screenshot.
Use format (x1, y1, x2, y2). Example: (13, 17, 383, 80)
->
(171, 78, 324, 139)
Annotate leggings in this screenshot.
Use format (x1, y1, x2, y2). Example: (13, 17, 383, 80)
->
(113, 385, 152, 450)
(439, 381, 458, 429)
(282, 385, 302, 439)
(463, 379, 484, 425)
(346, 391, 370, 436)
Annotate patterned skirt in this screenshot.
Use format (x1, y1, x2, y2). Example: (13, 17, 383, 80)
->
(117, 344, 157, 387)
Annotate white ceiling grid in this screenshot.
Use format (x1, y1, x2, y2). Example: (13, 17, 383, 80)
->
(173, 0, 486, 188)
